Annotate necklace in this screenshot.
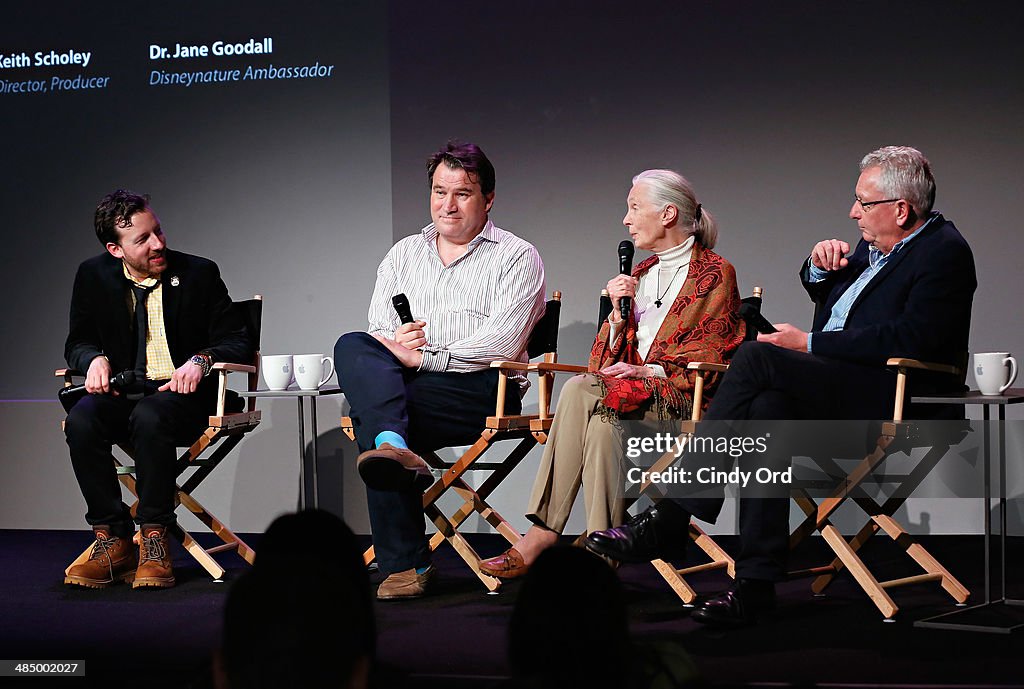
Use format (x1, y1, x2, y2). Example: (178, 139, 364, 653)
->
(654, 265, 685, 308)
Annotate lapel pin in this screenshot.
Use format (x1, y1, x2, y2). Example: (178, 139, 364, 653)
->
(170, 276, 180, 287)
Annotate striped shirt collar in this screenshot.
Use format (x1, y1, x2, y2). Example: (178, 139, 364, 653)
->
(420, 218, 498, 247)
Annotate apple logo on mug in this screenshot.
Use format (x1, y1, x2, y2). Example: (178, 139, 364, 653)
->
(298, 365, 307, 374)
(976, 365, 983, 376)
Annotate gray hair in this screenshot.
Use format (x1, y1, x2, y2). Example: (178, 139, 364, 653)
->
(631, 169, 718, 249)
(859, 146, 935, 217)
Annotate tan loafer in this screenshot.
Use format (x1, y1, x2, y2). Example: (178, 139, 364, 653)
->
(479, 547, 529, 579)
(357, 443, 433, 491)
(377, 565, 435, 600)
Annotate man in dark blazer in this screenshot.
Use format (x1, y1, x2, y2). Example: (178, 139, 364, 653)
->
(587, 146, 977, 625)
(63, 189, 251, 590)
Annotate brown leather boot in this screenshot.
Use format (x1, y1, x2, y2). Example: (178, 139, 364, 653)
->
(64, 526, 137, 588)
(133, 524, 176, 589)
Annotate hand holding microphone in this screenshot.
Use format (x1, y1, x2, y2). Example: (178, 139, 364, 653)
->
(615, 240, 635, 321)
(391, 294, 427, 349)
(58, 370, 136, 412)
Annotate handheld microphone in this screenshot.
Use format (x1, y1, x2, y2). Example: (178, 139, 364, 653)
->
(617, 240, 635, 318)
(58, 370, 136, 412)
(392, 293, 414, 325)
(738, 302, 778, 334)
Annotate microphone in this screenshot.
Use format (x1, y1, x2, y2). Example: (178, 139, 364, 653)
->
(617, 240, 635, 318)
(58, 370, 136, 412)
(392, 293, 414, 325)
(738, 302, 778, 334)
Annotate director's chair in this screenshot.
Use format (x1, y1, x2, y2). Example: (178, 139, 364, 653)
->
(629, 290, 769, 603)
(60, 295, 264, 581)
(530, 289, 747, 604)
(642, 349, 972, 617)
(784, 356, 972, 619)
(342, 291, 570, 592)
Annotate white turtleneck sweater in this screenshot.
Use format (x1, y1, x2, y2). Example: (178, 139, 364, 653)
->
(608, 236, 694, 378)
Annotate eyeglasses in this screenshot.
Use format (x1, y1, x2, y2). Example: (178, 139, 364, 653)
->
(855, 196, 901, 211)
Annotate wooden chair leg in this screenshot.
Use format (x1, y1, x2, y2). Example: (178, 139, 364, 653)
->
(168, 523, 227, 580)
(819, 523, 899, 619)
(362, 435, 536, 580)
(872, 514, 969, 603)
(648, 523, 736, 605)
(652, 559, 699, 604)
(176, 489, 256, 566)
(797, 440, 969, 608)
(425, 503, 501, 592)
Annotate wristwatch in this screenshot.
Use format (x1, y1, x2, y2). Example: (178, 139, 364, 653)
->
(190, 353, 213, 377)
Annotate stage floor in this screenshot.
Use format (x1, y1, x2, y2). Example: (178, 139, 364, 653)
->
(1, 529, 1021, 688)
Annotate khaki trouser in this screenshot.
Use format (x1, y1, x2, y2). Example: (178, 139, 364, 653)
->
(525, 373, 678, 535)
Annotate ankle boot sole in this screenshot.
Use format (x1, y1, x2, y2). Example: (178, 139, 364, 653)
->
(132, 576, 176, 589)
(64, 570, 135, 588)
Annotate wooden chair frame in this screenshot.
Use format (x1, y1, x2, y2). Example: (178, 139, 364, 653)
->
(782, 358, 970, 619)
(637, 361, 736, 604)
(342, 291, 567, 592)
(59, 295, 263, 581)
(645, 356, 971, 619)
(534, 288, 741, 604)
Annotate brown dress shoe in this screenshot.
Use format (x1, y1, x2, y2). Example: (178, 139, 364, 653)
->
(65, 526, 137, 588)
(133, 524, 176, 589)
(479, 547, 529, 579)
(357, 443, 433, 492)
(376, 565, 435, 600)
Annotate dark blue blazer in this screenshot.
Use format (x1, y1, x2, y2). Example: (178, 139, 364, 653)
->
(800, 214, 976, 372)
(65, 250, 251, 384)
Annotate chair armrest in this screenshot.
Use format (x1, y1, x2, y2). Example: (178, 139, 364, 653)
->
(885, 358, 960, 376)
(56, 369, 83, 386)
(885, 357, 962, 422)
(212, 362, 256, 374)
(490, 360, 532, 371)
(211, 362, 258, 416)
(686, 362, 729, 373)
(489, 361, 588, 374)
(532, 362, 589, 374)
(684, 362, 729, 423)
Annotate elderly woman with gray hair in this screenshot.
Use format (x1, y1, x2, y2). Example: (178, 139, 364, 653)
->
(480, 169, 745, 578)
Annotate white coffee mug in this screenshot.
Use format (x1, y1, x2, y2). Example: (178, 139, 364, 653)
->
(973, 352, 1017, 396)
(262, 354, 294, 391)
(294, 354, 335, 391)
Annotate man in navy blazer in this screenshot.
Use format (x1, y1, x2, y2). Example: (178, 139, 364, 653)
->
(63, 189, 251, 590)
(587, 146, 977, 625)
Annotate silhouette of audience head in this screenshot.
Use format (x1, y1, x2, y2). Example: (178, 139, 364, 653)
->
(509, 546, 630, 689)
(217, 509, 374, 689)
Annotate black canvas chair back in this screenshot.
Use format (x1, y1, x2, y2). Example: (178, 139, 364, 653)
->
(236, 296, 263, 352)
(528, 296, 561, 360)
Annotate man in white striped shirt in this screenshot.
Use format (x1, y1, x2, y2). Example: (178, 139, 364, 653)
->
(335, 141, 546, 600)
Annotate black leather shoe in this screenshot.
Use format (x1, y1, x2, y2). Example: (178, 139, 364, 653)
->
(584, 503, 689, 563)
(691, 579, 777, 628)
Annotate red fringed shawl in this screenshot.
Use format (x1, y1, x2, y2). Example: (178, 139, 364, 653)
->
(588, 243, 746, 419)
